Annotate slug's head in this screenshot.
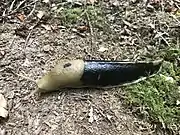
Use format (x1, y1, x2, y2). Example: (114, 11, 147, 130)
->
(37, 73, 58, 93)
(37, 59, 85, 93)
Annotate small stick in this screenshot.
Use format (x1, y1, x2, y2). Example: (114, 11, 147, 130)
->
(24, 88, 39, 100)
(12, 71, 36, 83)
(9, 35, 16, 48)
(3, 68, 38, 98)
(160, 36, 170, 46)
(12, 0, 27, 13)
(26, 2, 36, 19)
(24, 29, 32, 49)
(2, 9, 7, 23)
(85, 11, 94, 53)
(11, 71, 39, 98)
(21, 0, 38, 10)
(9, 0, 16, 11)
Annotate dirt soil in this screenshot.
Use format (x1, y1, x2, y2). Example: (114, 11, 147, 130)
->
(0, 0, 179, 135)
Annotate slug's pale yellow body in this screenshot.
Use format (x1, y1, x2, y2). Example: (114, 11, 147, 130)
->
(37, 59, 84, 93)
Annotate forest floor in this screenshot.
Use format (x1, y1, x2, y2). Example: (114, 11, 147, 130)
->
(0, 0, 180, 135)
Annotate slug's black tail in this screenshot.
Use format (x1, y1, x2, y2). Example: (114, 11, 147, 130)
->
(80, 59, 163, 87)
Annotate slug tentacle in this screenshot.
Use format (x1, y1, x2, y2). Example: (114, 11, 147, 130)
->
(37, 59, 163, 93)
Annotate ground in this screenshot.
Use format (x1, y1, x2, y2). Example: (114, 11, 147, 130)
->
(0, 0, 180, 135)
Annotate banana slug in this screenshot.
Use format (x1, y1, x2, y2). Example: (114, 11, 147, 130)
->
(36, 59, 163, 93)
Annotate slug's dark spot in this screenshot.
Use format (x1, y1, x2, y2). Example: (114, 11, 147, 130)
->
(63, 63, 71, 68)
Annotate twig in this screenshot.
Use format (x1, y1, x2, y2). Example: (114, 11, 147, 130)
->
(20, 0, 38, 10)
(170, 14, 180, 25)
(8, 0, 38, 16)
(177, 37, 179, 48)
(24, 88, 39, 100)
(9, 0, 16, 11)
(2, 9, 7, 23)
(24, 29, 32, 49)
(160, 36, 170, 46)
(85, 11, 94, 53)
(9, 35, 16, 48)
(12, 0, 27, 13)
(1, 66, 36, 83)
(26, 2, 36, 19)
(174, 0, 180, 4)
(12, 71, 36, 83)
(29, 18, 42, 30)
(71, 28, 86, 38)
(2, 9, 6, 17)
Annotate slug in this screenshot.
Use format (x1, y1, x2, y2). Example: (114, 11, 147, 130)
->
(36, 59, 163, 93)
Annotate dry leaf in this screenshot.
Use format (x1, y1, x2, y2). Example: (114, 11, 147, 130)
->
(0, 94, 8, 118)
(97, 46, 108, 52)
(88, 107, 94, 123)
(41, 24, 52, 31)
(37, 11, 45, 19)
(16, 13, 25, 22)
